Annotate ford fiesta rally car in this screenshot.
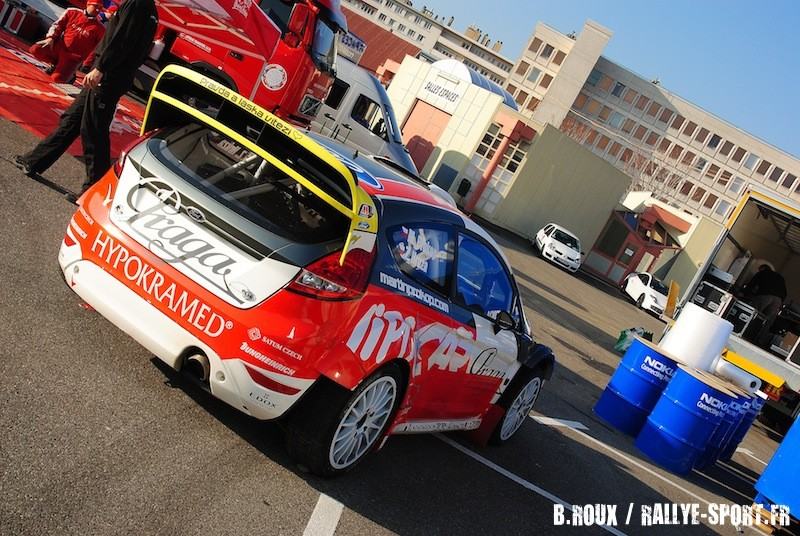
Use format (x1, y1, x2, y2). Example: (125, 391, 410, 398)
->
(59, 66, 555, 475)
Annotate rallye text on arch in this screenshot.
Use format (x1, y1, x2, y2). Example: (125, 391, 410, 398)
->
(58, 65, 555, 475)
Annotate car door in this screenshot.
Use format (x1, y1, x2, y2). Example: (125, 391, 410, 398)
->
(442, 232, 520, 419)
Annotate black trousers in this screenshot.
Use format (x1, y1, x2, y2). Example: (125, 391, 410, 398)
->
(23, 85, 124, 192)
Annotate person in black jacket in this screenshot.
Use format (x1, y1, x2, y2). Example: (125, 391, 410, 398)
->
(743, 264, 788, 346)
(15, 0, 158, 197)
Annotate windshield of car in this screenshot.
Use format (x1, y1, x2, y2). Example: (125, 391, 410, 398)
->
(552, 229, 579, 250)
(311, 18, 337, 75)
(651, 278, 669, 296)
(151, 124, 349, 244)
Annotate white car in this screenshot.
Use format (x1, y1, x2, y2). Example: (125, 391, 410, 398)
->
(622, 272, 668, 316)
(533, 223, 582, 272)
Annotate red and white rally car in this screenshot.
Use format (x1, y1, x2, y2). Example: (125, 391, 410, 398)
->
(59, 66, 555, 475)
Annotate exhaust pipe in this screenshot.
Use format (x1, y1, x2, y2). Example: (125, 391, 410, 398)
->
(185, 353, 210, 382)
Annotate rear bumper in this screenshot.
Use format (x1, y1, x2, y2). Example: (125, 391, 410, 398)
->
(59, 244, 314, 421)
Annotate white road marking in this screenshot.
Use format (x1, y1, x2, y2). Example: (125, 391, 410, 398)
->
(436, 434, 629, 536)
(532, 416, 589, 430)
(303, 493, 344, 536)
(736, 448, 768, 466)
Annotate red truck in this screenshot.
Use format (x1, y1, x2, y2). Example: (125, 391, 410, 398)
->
(66, 0, 347, 124)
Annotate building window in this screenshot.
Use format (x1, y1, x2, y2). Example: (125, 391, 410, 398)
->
(669, 144, 684, 160)
(694, 156, 707, 171)
(694, 127, 710, 144)
(515, 90, 528, 106)
(620, 148, 634, 163)
(398, 23, 406, 31)
(703, 193, 719, 210)
(529, 37, 543, 54)
(539, 73, 553, 89)
(598, 106, 612, 122)
(707, 134, 722, 150)
(691, 186, 707, 203)
(587, 68, 602, 86)
(540, 43, 554, 59)
(729, 176, 745, 194)
(515, 61, 529, 77)
(598, 75, 613, 92)
(506, 83, 517, 95)
(585, 98, 601, 115)
(584, 129, 598, 146)
(657, 138, 671, 154)
(658, 108, 674, 124)
(634, 95, 650, 111)
(743, 153, 759, 170)
(596, 135, 611, 151)
(646, 102, 661, 118)
(573, 93, 588, 110)
(388, 18, 395, 26)
(633, 125, 647, 140)
(424, 21, 432, 29)
(608, 142, 622, 157)
(715, 200, 732, 218)
(645, 132, 659, 146)
(416, 33, 424, 42)
(611, 82, 626, 98)
(705, 164, 720, 181)
(756, 160, 772, 176)
(527, 67, 542, 84)
(608, 111, 624, 128)
(731, 147, 746, 163)
(553, 50, 566, 65)
(682, 151, 697, 166)
(679, 182, 694, 197)
(526, 96, 540, 112)
(682, 121, 698, 137)
(623, 89, 638, 106)
(621, 118, 635, 133)
(378, 13, 386, 21)
(408, 29, 416, 37)
(768, 166, 783, 182)
(670, 114, 685, 130)
(715, 170, 732, 189)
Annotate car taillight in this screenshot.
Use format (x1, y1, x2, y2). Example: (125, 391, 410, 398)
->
(288, 248, 375, 300)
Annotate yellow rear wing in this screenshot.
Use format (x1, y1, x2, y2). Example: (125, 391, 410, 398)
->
(141, 65, 377, 263)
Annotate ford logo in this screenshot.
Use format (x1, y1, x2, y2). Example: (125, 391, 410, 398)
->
(186, 206, 206, 224)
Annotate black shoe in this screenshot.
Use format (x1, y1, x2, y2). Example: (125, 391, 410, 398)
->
(13, 155, 35, 176)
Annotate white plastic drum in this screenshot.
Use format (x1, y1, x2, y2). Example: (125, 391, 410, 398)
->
(659, 303, 733, 372)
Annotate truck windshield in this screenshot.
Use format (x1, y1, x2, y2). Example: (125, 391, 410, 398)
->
(258, 0, 292, 32)
(311, 18, 337, 75)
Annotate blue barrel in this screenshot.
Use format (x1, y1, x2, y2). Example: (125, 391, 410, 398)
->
(695, 386, 747, 470)
(635, 366, 734, 475)
(594, 338, 681, 436)
(718, 393, 765, 461)
(755, 416, 800, 515)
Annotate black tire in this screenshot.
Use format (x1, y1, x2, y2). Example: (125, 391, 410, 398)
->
(285, 364, 403, 477)
(636, 294, 645, 308)
(489, 367, 545, 445)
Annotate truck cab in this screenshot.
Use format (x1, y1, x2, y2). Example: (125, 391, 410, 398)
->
(309, 57, 418, 176)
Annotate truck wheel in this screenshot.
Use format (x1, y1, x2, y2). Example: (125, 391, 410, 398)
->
(285, 364, 403, 476)
(489, 368, 545, 445)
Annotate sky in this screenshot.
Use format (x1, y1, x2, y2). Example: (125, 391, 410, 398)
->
(419, 0, 800, 159)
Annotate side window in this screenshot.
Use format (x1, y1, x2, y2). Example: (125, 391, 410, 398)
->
(544, 225, 554, 236)
(389, 225, 454, 295)
(455, 234, 514, 318)
(324, 79, 350, 110)
(638, 273, 649, 284)
(351, 94, 386, 138)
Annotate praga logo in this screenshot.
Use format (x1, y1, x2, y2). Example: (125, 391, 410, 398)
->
(120, 178, 242, 302)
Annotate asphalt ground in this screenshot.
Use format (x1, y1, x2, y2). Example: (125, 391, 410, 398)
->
(0, 116, 787, 536)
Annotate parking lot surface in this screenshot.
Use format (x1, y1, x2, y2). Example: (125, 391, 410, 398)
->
(0, 117, 783, 535)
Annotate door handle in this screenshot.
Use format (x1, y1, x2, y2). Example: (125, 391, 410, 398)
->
(228, 51, 243, 60)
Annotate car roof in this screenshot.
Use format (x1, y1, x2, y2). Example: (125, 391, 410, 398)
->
(548, 223, 579, 239)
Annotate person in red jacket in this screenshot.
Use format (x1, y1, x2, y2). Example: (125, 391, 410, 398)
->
(29, 0, 106, 83)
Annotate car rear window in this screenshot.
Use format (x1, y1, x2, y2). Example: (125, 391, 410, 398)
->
(151, 125, 349, 244)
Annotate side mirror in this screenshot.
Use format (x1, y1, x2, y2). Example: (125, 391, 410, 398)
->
(494, 311, 516, 333)
(286, 3, 311, 47)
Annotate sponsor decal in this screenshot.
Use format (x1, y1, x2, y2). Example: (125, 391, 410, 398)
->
(393, 418, 481, 433)
(178, 33, 212, 54)
(246, 326, 303, 360)
(231, 0, 251, 17)
(394, 227, 445, 276)
(185, 206, 206, 224)
(346, 304, 415, 365)
(120, 178, 242, 302)
(239, 341, 296, 376)
(379, 272, 449, 313)
(640, 355, 675, 381)
(422, 81, 460, 103)
(358, 203, 373, 218)
(697, 392, 728, 416)
(249, 390, 276, 408)
(469, 348, 504, 378)
(90, 230, 231, 337)
(261, 64, 287, 91)
(248, 327, 262, 341)
(198, 78, 267, 120)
